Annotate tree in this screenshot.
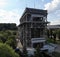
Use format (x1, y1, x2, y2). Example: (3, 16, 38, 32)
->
(57, 29, 60, 40)
(0, 43, 19, 57)
(53, 31, 56, 43)
(50, 29, 53, 39)
(0, 34, 6, 43)
(0, 30, 17, 49)
(23, 46, 28, 57)
(34, 45, 44, 57)
(6, 35, 17, 49)
(47, 29, 50, 38)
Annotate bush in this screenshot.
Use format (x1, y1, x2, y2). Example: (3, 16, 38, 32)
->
(6, 35, 17, 49)
(6, 39, 16, 49)
(0, 43, 19, 57)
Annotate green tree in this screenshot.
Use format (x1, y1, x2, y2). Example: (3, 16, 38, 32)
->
(47, 29, 50, 38)
(23, 46, 28, 57)
(0, 43, 19, 57)
(50, 29, 53, 39)
(53, 31, 56, 43)
(5, 30, 12, 36)
(0, 34, 6, 43)
(0, 30, 17, 49)
(6, 35, 17, 49)
(57, 29, 60, 40)
(34, 45, 44, 57)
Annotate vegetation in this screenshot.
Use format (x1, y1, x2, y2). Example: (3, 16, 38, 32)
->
(57, 29, 60, 40)
(23, 46, 28, 57)
(34, 45, 44, 57)
(0, 23, 17, 31)
(52, 52, 60, 57)
(0, 23, 60, 57)
(0, 23, 20, 57)
(47, 29, 60, 44)
(0, 43, 19, 57)
(53, 31, 56, 43)
(0, 30, 17, 49)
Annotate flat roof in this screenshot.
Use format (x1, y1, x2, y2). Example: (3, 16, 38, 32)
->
(47, 25, 60, 29)
(20, 7, 47, 20)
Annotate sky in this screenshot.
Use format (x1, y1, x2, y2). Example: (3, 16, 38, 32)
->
(0, 0, 60, 25)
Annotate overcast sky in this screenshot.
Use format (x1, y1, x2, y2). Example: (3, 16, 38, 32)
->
(0, 0, 60, 25)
